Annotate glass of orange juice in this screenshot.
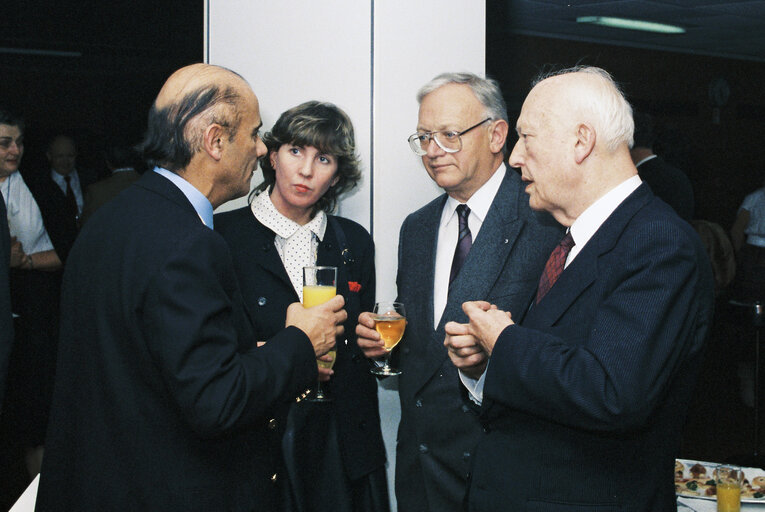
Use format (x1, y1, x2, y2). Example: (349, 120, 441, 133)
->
(370, 301, 406, 376)
(303, 266, 337, 402)
(716, 464, 743, 512)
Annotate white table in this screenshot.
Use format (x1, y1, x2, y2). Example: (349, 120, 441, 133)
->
(678, 495, 765, 511)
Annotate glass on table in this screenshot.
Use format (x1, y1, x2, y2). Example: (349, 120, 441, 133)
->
(716, 464, 743, 512)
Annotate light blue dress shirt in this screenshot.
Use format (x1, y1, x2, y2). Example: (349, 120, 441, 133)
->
(153, 167, 214, 229)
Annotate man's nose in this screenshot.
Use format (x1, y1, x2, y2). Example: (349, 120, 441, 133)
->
(508, 140, 523, 167)
(255, 138, 267, 158)
(425, 136, 445, 157)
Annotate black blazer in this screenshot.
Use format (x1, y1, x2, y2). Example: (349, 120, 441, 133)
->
(27, 170, 95, 263)
(637, 156, 694, 222)
(36, 171, 318, 511)
(468, 185, 715, 511)
(0, 195, 12, 409)
(214, 206, 386, 481)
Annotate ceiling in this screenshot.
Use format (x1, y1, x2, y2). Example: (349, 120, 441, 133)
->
(3, 1, 765, 65)
(490, 0, 765, 63)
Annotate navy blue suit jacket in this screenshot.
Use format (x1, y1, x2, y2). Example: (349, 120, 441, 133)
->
(467, 184, 715, 512)
(36, 172, 318, 511)
(394, 167, 562, 511)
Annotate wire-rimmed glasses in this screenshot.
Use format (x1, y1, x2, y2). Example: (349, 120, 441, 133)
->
(408, 117, 491, 156)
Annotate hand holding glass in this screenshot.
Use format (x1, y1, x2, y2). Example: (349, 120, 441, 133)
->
(370, 301, 406, 376)
(303, 266, 337, 402)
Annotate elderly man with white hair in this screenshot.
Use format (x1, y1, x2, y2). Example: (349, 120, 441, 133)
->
(445, 66, 715, 511)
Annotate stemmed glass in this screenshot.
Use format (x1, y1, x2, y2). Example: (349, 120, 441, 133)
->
(303, 266, 337, 402)
(370, 301, 406, 376)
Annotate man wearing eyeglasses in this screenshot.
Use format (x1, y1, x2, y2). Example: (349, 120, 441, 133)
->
(357, 72, 562, 511)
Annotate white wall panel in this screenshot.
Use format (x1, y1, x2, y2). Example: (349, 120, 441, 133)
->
(207, 2, 485, 508)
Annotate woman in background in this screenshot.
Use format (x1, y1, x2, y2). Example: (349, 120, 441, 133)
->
(215, 101, 388, 512)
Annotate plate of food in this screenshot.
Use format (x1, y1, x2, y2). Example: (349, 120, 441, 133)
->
(675, 459, 765, 503)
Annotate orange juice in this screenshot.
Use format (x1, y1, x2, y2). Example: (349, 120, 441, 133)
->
(717, 482, 741, 512)
(303, 285, 336, 308)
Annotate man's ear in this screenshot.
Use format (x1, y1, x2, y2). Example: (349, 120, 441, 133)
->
(488, 119, 509, 154)
(203, 124, 226, 161)
(574, 123, 596, 164)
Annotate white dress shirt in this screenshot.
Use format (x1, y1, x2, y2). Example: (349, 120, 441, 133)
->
(461, 174, 643, 404)
(1, 171, 54, 254)
(251, 189, 326, 301)
(433, 164, 506, 328)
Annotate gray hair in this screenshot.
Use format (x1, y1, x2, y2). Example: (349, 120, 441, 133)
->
(533, 66, 634, 152)
(417, 72, 509, 124)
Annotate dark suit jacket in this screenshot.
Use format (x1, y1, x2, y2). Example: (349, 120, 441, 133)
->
(36, 171, 319, 512)
(0, 195, 12, 410)
(27, 169, 96, 263)
(468, 185, 715, 512)
(637, 156, 694, 222)
(394, 167, 562, 512)
(214, 207, 387, 481)
(80, 169, 140, 225)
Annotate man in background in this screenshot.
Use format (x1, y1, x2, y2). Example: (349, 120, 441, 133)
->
(36, 63, 346, 511)
(80, 143, 141, 224)
(357, 72, 560, 511)
(630, 111, 694, 222)
(446, 66, 714, 511)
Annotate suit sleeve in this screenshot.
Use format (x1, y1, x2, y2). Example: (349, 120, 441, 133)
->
(142, 229, 317, 438)
(485, 221, 712, 432)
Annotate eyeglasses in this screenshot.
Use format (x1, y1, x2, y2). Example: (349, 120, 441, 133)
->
(408, 117, 492, 156)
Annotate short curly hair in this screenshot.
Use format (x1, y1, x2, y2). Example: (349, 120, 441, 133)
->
(253, 101, 361, 214)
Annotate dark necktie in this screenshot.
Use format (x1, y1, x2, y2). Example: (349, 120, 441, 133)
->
(536, 231, 575, 304)
(64, 175, 78, 216)
(449, 204, 473, 287)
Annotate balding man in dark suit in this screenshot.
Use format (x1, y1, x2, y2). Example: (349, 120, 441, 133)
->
(36, 63, 347, 512)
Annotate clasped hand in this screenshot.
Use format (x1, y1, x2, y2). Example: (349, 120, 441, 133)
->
(444, 300, 514, 379)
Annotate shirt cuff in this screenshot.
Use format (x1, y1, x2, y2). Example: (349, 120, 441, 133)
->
(459, 365, 487, 405)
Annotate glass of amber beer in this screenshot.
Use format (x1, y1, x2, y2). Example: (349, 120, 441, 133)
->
(370, 301, 406, 376)
(303, 266, 338, 402)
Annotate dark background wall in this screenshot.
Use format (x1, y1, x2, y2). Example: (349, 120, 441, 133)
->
(0, 0, 202, 179)
(488, 34, 765, 231)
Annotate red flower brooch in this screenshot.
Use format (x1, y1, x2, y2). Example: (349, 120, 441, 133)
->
(348, 281, 361, 293)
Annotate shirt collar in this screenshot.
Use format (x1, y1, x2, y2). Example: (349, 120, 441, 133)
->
(51, 169, 78, 184)
(570, 175, 642, 249)
(251, 188, 327, 241)
(442, 162, 506, 224)
(153, 167, 214, 229)
(634, 154, 657, 167)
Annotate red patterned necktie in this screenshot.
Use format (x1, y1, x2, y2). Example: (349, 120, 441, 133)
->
(536, 231, 575, 304)
(449, 204, 472, 287)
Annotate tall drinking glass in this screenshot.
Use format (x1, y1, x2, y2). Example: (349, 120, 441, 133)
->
(303, 266, 338, 402)
(370, 301, 406, 377)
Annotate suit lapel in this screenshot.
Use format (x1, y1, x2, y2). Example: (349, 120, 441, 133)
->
(409, 196, 444, 338)
(247, 215, 295, 295)
(438, 169, 524, 330)
(525, 184, 654, 327)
